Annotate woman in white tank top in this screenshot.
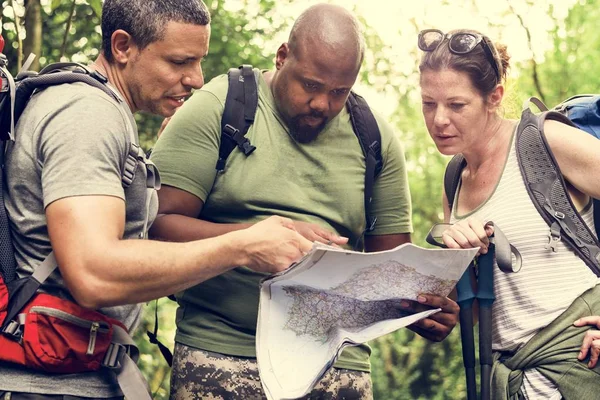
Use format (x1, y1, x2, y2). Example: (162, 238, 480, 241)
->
(417, 28, 600, 399)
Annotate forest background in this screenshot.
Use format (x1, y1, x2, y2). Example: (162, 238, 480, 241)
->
(1, 0, 598, 398)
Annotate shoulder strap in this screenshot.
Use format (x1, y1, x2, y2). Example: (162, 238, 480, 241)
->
(346, 92, 383, 238)
(516, 97, 600, 275)
(444, 154, 467, 213)
(216, 65, 257, 171)
(594, 199, 600, 240)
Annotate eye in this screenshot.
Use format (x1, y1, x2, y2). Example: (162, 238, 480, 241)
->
(331, 88, 349, 97)
(171, 59, 187, 66)
(422, 101, 436, 109)
(450, 103, 466, 111)
(304, 81, 319, 91)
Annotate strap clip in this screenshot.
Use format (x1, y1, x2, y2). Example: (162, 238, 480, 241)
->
(546, 222, 562, 252)
(223, 124, 256, 156)
(102, 342, 128, 369)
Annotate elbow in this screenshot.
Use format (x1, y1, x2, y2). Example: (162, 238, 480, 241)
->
(61, 261, 118, 309)
(66, 278, 111, 310)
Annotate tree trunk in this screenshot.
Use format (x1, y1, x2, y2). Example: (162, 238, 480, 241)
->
(23, 0, 42, 71)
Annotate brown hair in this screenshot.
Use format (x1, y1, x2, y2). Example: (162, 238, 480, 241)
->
(419, 29, 511, 98)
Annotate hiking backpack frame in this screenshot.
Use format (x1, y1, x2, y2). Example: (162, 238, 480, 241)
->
(0, 51, 153, 399)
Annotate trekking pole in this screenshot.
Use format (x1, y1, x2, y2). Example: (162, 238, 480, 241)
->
(455, 266, 478, 400)
(477, 246, 495, 400)
(426, 223, 479, 400)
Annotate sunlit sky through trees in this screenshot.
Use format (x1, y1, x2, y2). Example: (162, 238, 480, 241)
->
(224, 0, 579, 117)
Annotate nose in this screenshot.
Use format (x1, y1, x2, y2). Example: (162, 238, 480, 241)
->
(309, 93, 329, 114)
(433, 106, 450, 127)
(182, 65, 204, 90)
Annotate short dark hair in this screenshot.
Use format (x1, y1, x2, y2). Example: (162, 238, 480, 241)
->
(101, 0, 211, 62)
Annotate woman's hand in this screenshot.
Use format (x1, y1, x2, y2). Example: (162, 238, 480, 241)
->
(442, 217, 494, 255)
(574, 316, 600, 368)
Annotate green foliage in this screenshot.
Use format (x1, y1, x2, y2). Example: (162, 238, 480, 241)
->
(202, 0, 292, 82)
(133, 299, 179, 399)
(370, 329, 470, 400)
(515, 0, 600, 105)
(2, 0, 598, 398)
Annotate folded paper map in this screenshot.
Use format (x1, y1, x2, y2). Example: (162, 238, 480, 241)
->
(256, 242, 478, 400)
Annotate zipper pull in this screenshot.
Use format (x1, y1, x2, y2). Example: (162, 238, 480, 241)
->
(87, 322, 100, 355)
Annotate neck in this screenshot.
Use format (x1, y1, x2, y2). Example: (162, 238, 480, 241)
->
(462, 116, 516, 172)
(264, 69, 275, 92)
(90, 54, 136, 113)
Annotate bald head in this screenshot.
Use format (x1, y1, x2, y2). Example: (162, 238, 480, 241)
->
(288, 4, 365, 70)
(268, 4, 365, 144)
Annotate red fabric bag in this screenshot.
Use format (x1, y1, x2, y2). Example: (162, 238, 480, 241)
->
(0, 276, 128, 373)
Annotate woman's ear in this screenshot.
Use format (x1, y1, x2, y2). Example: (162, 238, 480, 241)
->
(487, 84, 505, 113)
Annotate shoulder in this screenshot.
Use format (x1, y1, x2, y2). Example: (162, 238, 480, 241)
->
(19, 82, 131, 163)
(190, 72, 229, 106)
(543, 118, 598, 152)
(24, 82, 128, 133)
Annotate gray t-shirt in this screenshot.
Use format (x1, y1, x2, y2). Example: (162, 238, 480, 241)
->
(0, 82, 158, 397)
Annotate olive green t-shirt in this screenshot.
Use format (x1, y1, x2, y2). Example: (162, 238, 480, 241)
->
(151, 70, 412, 371)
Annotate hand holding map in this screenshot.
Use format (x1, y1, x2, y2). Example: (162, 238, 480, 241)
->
(256, 242, 478, 400)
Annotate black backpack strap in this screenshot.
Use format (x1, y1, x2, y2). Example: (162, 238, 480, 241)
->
(444, 154, 467, 213)
(516, 97, 600, 275)
(346, 92, 383, 242)
(216, 65, 257, 171)
(2, 69, 120, 141)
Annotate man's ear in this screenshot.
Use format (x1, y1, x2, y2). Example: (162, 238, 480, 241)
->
(487, 84, 505, 113)
(111, 29, 136, 64)
(275, 43, 290, 70)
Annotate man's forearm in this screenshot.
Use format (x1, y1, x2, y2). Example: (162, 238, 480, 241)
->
(149, 213, 252, 242)
(59, 231, 250, 309)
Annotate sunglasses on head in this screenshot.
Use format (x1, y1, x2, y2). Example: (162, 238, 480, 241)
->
(417, 29, 500, 81)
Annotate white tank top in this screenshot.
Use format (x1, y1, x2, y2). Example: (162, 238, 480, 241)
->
(450, 133, 598, 399)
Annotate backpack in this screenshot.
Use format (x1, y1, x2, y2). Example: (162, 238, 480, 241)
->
(443, 95, 600, 276)
(217, 64, 384, 241)
(0, 51, 154, 399)
(147, 64, 387, 367)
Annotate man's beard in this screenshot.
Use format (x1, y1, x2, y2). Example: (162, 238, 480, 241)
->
(288, 112, 328, 143)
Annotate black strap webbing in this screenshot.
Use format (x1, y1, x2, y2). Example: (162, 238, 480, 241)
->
(146, 299, 173, 367)
(216, 65, 257, 171)
(216, 66, 384, 248)
(0, 153, 16, 283)
(444, 154, 467, 212)
(346, 92, 382, 239)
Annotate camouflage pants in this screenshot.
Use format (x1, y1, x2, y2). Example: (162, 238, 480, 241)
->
(169, 343, 373, 400)
(0, 392, 122, 400)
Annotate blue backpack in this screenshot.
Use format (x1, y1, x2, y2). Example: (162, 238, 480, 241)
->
(554, 95, 600, 138)
(444, 94, 600, 275)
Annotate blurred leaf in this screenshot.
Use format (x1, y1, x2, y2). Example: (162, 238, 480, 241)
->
(51, 0, 62, 12)
(87, 0, 103, 18)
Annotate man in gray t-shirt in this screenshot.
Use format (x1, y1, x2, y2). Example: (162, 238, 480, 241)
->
(0, 1, 312, 399)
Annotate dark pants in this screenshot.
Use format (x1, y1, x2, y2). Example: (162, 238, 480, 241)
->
(0, 392, 123, 400)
